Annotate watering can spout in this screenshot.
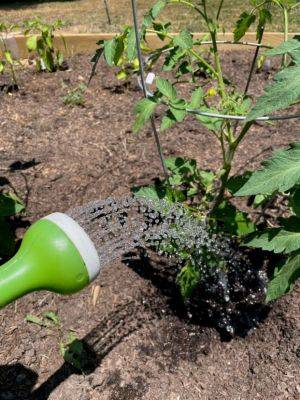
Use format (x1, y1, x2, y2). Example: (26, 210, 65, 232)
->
(0, 213, 101, 309)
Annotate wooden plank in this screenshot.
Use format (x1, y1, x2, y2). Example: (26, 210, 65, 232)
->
(1, 32, 298, 59)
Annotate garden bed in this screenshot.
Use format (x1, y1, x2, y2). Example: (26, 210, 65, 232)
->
(0, 51, 299, 400)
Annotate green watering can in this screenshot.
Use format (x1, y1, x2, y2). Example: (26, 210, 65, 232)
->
(0, 213, 101, 309)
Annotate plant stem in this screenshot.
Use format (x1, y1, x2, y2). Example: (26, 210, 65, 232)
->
(282, 7, 289, 67)
(211, 121, 253, 213)
(216, 0, 224, 21)
(103, 0, 112, 25)
(131, 0, 169, 180)
(244, 21, 265, 96)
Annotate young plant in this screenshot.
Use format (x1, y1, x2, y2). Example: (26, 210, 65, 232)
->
(0, 192, 25, 260)
(92, 0, 300, 301)
(235, 142, 300, 302)
(0, 23, 19, 88)
(23, 18, 66, 72)
(62, 83, 86, 107)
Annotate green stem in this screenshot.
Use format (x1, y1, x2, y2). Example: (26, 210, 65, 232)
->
(216, 0, 224, 20)
(282, 7, 289, 67)
(211, 121, 253, 213)
(146, 29, 217, 76)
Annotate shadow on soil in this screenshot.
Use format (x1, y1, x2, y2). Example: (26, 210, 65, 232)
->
(0, 0, 76, 9)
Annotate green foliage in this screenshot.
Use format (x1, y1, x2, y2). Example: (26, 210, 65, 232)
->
(94, 0, 300, 303)
(62, 83, 86, 107)
(237, 142, 300, 301)
(236, 142, 300, 195)
(266, 252, 300, 302)
(23, 18, 66, 72)
(176, 261, 201, 300)
(60, 332, 88, 371)
(0, 23, 19, 86)
(244, 216, 300, 254)
(0, 192, 24, 259)
(247, 38, 300, 120)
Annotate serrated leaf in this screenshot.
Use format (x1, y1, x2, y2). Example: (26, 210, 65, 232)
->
(133, 98, 157, 132)
(234, 12, 256, 42)
(266, 38, 300, 57)
(156, 77, 177, 99)
(266, 252, 300, 302)
(244, 216, 300, 254)
(246, 64, 300, 121)
(173, 29, 193, 50)
(236, 142, 300, 195)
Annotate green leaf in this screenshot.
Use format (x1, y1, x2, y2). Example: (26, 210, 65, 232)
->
(156, 77, 177, 100)
(291, 187, 300, 216)
(26, 35, 37, 51)
(195, 107, 223, 132)
(226, 172, 252, 195)
(131, 185, 161, 200)
(151, 0, 167, 18)
(266, 38, 300, 57)
(169, 99, 187, 122)
(133, 98, 157, 132)
(173, 29, 193, 50)
(246, 64, 300, 121)
(176, 261, 201, 300)
(0, 193, 25, 217)
(104, 39, 117, 66)
(161, 111, 176, 131)
(25, 314, 45, 326)
(244, 216, 300, 254)
(60, 333, 88, 371)
(126, 28, 137, 61)
(0, 62, 4, 73)
(43, 311, 60, 326)
(236, 142, 300, 195)
(189, 87, 204, 109)
(212, 201, 256, 237)
(266, 252, 300, 302)
(4, 51, 13, 65)
(234, 12, 256, 42)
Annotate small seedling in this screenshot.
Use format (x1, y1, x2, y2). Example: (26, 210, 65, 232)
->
(62, 83, 86, 107)
(0, 23, 20, 89)
(25, 311, 60, 328)
(60, 332, 88, 371)
(23, 18, 66, 72)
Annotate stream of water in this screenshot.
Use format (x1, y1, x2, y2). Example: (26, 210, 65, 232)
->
(68, 196, 267, 334)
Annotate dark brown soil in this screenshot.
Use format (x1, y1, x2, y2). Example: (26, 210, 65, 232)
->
(0, 51, 299, 400)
